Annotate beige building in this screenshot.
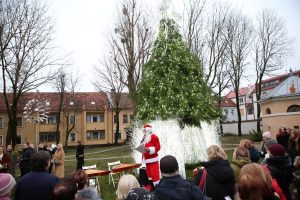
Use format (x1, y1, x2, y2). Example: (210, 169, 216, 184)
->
(0, 92, 134, 147)
(260, 76, 300, 135)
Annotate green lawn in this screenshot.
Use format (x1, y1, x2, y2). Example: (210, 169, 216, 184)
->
(63, 135, 250, 200)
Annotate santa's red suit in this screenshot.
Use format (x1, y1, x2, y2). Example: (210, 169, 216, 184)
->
(141, 124, 161, 186)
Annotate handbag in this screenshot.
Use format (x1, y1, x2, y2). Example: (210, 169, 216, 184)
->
(54, 159, 60, 166)
(198, 168, 212, 200)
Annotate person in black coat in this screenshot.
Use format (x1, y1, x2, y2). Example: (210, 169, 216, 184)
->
(266, 144, 293, 200)
(19, 142, 34, 176)
(14, 151, 60, 200)
(76, 140, 84, 170)
(192, 145, 235, 200)
(153, 155, 204, 200)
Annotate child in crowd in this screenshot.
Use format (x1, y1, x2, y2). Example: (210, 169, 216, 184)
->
(0, 173, 16, 200)
(116, 174, 140, 200)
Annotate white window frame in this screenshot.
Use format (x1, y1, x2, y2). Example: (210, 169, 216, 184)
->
(0, 117, 3, 128)
(86, 130, 105, 140)
(17, 116, 23, 127)
(47, 116, 57, 124)
(69, 132, 76, 142)
(69, 115, 75, 124)
(86, 114, 104, 123)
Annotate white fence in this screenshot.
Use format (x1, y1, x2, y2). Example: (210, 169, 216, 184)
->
(221, 120, 258, 135)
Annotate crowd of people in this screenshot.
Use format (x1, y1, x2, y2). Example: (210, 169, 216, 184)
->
(0, 126, 299, 200)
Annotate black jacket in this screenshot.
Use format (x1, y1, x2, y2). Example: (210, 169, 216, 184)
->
(192, 160, 235, 200)
(266, 155, 293, 200)
(154, 175, 204, 200)
(76, 144, 84, 162)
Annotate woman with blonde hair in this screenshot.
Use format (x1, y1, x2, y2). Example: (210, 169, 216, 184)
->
(53, 144, 65, 178)
(116, 174, 140, 200)
(192, 145, 235, 200)
(237, 163, 280, 200)
(231, 146, 251, 180)
(239, 139, 261, 162)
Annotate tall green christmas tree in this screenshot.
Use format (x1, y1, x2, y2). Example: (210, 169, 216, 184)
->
(135, 17, 220, 127)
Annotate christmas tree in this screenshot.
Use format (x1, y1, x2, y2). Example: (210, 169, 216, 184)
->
(135, 17, 220, 127)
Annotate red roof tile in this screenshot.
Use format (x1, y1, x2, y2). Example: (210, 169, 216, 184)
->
(0, 92, 110, 112)
(225, 87, 253, 98)
(221, 98, 236, 107)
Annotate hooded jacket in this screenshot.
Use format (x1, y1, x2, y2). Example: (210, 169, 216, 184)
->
(266, 155, 293, 200)
(231, 157, 251, 180)
(192, 160, 235, 200)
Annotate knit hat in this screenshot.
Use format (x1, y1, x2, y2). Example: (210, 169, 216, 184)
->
(77, 187, 100, 200)
(268, 144, 286, 156)
(160, 155, 179, 174)
(0, 173, 16, 197)
(143, 124, 152, 133)
(262, 131, 272, 139)
(264, 139, 278, 150)
(126, 188, 154, 200)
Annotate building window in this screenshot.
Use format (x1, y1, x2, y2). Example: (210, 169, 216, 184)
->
(17, 117, 23, 127)
(294, 126, 299, 130)
(247, 107, 254, 115)
(0, 135, 3, 146)
(239, 97, 244, 104)
(0, 117, 3, 128)
(39, 132, 57, 142)
(69, 132, 76, 142)
(41, 116, 57, 125)
(287, 105, 300, 112)
(86, 130, 105, 140)
(231, 110, 234, 115)
(69, 116, 75, 124)
(266, 108, 271, 114)
(86, 114, 104, 123)
(17, 135, 22, 145)
(114, 115, 117, 124)
(123, 114, 128, 123)
(130, 114, 134, 122)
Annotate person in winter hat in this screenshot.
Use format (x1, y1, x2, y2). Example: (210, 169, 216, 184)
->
(153, 155, 204, 200)
(0, 173, 16, 200)
(266, 144, 293, 200)
(261, 139, 278, 165)
(126, 188, 154, 200)
(140, 124, 161, 189)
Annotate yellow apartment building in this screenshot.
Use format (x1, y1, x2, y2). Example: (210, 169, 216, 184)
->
(0, 92, 134, 148)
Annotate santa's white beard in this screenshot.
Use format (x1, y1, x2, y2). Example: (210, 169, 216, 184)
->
(142, 132, 152, 145)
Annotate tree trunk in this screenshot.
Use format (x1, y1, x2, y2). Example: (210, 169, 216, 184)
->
(235, 91, 242, 136)
(114, 112, 120, 145)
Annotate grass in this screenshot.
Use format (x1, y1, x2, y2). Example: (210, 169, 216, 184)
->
(12, 135, 251, 200)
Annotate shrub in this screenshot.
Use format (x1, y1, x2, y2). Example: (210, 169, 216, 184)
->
(249, 129, 262, 142)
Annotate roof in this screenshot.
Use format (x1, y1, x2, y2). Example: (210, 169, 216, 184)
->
(225, 86, 254, 99)
(261, 69, 300, 84)
(0, 92, 110, 112)
(262, 76, 300, 100)
(221, 98, 236, 107)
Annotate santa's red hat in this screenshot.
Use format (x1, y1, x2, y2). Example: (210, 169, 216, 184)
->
(143, 124, 152, 133)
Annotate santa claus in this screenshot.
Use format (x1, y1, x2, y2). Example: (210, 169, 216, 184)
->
(141, 124, 161, 188)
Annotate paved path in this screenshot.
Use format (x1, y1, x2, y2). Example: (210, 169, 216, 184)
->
(64, 145, 130, 162)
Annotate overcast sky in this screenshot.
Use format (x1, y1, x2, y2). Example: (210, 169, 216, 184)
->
(45, 0, 300, 92)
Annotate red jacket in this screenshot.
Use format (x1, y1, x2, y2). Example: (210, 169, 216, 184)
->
(143, 133, 160, 163)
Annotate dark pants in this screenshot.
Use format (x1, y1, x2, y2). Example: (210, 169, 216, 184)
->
(76, 159, 84, 170)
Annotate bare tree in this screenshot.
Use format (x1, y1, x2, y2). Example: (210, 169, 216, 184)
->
(254, 8, 292, 132)
(111, 0, 153, 97)
(94, 55, 130, 145)
(183, 0, 206, 55)
(183, 1, 231, 92)
(225, 11, 253, 136)
(0, 0, 57, 148)
(62, 74, 79, 149)
(52, 70, 66, 145)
